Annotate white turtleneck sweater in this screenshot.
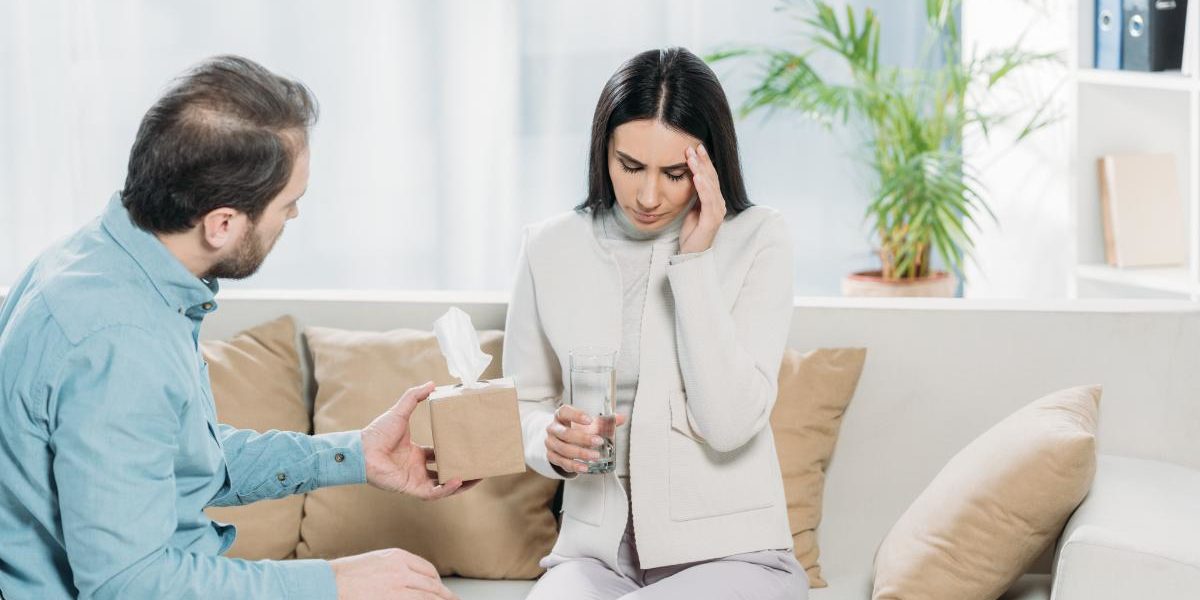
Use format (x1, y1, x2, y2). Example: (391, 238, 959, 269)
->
(593, 203, 694, 479)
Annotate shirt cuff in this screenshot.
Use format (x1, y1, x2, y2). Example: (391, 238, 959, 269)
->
(279, 559, 338, 600)
(667, 246, 719, 291)
(312, 430, 367, 488)
(669, 247, 712, 265)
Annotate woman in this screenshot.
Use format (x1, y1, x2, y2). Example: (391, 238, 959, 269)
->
(503, 47, 806, 599)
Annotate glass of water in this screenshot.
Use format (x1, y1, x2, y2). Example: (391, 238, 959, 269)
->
(569, 347, 617, 474)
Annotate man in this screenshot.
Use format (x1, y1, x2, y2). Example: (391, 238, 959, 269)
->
(0, 56, 474, 599)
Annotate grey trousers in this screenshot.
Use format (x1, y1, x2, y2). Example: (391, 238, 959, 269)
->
(526, 516, 810, 600)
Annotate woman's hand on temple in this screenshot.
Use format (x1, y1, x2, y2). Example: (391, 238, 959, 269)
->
(680, 144, 727, 255)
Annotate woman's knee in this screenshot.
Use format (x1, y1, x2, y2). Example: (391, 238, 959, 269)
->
(526, 559, 635, 600)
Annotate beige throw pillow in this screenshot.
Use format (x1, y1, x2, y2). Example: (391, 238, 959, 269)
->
(872, 385, 1101, 600)
(771, 347, 868, 589)
(201, 316, 309, 560)
(297, 326, 559, 579)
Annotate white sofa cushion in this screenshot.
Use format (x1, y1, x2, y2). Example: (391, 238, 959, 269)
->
(445, 577, 536, 600)
(1052, 455, 1200, 600)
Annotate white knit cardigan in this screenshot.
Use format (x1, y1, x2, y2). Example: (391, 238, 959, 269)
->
(502, 205, 795, 570)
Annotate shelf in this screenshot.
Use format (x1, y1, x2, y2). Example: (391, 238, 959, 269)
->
(1075, 264, 1199, 296)
(1074, 69, 1196, 92)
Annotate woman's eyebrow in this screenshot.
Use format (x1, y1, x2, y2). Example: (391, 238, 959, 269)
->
(616, 149, 688, 171)
(615, 150, 644, 165)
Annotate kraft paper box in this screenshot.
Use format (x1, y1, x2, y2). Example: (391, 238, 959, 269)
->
(428, 376, 526, 484)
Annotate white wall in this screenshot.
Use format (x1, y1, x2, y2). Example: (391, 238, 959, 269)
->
(962, 0, 1072, 298)
(0, 0, 931, 295)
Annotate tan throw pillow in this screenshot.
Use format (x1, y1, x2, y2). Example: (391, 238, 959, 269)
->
(771, 347, 868, 589)
(201, 316, 309, 561)
(297, 326, 559, 579)
(872, 385, 1101, 600)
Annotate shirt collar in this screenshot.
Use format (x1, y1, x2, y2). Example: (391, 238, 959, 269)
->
(101, 192, 219, 315)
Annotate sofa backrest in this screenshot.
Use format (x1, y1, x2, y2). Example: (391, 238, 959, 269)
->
(785, 298, 1200, 582)
(187, 292, 1200, 581)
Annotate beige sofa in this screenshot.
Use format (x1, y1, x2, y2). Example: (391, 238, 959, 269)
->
(186, 293, 1200, 599)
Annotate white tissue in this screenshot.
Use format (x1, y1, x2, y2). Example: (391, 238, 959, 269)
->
(433, 307, 493, 389)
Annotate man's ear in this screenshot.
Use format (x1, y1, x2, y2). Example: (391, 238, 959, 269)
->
(199, 207, 246, 250)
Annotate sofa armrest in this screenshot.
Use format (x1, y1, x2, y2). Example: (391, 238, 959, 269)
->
(1051, 455, 1200, 600)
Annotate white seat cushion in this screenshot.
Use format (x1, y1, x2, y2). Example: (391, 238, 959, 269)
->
(442, 568, 1049, 599)
(445, 577, 536, 600)
(807, 570, 1049, 600)
(1053, 455, 1200, 600)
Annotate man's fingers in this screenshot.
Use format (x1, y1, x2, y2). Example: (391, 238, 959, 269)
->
(398, 550, 440, 579)
(437, 478, 482, 498)
(418, 478, 463, 502)
(394, 381, 437, 418)
(456, 479, 482, 494)
(412, 578, 457, 600)
(408, 580, 457, 600)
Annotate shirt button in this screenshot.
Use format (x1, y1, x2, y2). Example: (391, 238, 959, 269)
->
(276, 472, 287, 482)
(202, 302, 214, 311)
(334, 453, 345, 463)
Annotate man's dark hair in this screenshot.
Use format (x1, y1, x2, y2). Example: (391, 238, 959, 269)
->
(121, 55, 318, 233)
(578, 47, 752, 215)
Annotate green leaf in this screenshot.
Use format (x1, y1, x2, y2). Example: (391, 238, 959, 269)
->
(709, 0, 1056, 282)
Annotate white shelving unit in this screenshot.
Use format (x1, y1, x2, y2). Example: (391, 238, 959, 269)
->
(1069, 2, 1200, 300)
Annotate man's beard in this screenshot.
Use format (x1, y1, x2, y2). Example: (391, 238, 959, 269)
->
(205, 222, 283, 280)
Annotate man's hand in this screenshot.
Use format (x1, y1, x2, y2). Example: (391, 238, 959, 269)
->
(361, 381, 480, 500)
(331, 548, 457, 600)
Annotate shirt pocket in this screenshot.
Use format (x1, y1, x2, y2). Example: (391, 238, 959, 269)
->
(667, 390, 775, 521)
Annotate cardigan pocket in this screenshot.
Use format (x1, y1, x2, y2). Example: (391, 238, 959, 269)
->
(561, 472, 606, 527)
(668, 388, 707, 442)
(667, 390, 774, 521)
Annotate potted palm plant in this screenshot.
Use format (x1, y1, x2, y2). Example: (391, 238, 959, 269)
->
(711, 0, 1058, 296)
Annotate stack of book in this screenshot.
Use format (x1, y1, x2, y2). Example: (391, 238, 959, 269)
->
(1095, 0, 1192, 72)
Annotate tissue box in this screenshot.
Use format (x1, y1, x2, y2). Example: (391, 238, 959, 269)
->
(428, 377, 526, 483)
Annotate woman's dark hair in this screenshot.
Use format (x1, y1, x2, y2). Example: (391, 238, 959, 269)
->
(121, 55, 318, 233)
(578, 47, 752, 215)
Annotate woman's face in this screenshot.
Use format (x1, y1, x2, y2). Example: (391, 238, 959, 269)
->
(608, 119, 701, 232)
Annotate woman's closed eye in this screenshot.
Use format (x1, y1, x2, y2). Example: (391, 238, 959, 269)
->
(621, 161, 688, 183)
(619, 161, 643, 175)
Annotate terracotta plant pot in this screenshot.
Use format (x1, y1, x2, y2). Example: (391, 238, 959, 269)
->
(841, 270, 957, 298)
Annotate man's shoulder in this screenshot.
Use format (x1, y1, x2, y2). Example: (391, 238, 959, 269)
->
(20, 222, 167, 346)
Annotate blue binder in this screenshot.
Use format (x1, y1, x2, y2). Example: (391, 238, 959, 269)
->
(1096, 0, 1123, 69)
